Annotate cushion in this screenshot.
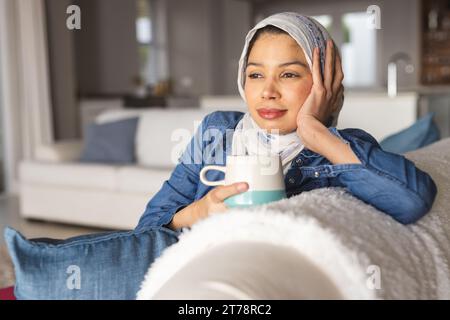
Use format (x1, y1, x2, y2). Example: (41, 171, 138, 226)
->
(135, 109, 209, 168)
(80, 117, 139, 164)
(4, 226, 179, 300)
(379, 113, 440, 154)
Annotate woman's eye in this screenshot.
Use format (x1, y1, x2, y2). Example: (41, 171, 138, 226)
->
(248, 73, 262, 79)
(282, 72, 299, 78)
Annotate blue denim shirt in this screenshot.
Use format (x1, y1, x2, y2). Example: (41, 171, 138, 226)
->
(137, 111, 437, 229)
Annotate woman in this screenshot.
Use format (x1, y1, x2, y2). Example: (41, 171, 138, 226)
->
(136, 12, 437, 231)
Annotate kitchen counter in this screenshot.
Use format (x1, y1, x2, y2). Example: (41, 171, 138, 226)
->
(346, 85, 450, 96)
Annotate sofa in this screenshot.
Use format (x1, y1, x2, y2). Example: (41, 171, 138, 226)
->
(16, 116, 193, 229)
(18, 95, 248, 230)
(7, 136, 448, 300)
(137, 137, 450, 300)
(18, 93, 419, 230)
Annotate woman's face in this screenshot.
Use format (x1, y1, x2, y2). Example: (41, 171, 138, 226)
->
(244, 33, 313, 135)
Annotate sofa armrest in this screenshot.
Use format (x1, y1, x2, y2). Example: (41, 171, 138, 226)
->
(35, 140, 84, 162)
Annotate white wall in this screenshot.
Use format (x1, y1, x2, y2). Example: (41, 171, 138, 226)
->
(45, 0, 79, 140)
(166, 0, 212, 96)
(75, 0, 140, 95)
(222, 0, 252, 95)
(378, 0, 420, 88)
(49, 0, 250, 104)
(166, 0, 251, 96)
(44, 0, 140, 139)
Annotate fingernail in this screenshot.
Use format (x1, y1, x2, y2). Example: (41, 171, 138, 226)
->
(237, 183, 248, 192)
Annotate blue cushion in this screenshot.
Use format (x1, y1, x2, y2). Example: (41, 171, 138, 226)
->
(4, 226, 179, 300)
(379, 113, 440, 154)
(80, 117, 139, 164)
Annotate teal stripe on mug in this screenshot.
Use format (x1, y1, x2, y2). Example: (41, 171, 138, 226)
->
(224, 189, 286, 208)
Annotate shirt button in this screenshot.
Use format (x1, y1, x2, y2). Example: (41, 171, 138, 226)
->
(288, 178, 295, 184)
(314, 171, 320, 178)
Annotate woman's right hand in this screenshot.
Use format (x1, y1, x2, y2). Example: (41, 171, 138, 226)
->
(197, 182, 249, 218)
(168, 182, 249, 230)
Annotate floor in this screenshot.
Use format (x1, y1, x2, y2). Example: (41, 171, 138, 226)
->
(0, 194, 108, 288)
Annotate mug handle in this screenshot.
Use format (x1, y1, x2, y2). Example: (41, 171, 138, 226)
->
(199, 165, 227, 186)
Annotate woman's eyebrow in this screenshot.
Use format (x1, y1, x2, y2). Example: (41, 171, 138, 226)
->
(246, 61, 308, 69)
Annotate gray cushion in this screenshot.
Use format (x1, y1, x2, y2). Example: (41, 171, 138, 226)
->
(80, 117, 139, 164)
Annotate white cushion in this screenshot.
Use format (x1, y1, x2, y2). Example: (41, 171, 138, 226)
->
(19, 161, 118, 191)
(135, 109, 210, 168)
(117, 166, 172, 194)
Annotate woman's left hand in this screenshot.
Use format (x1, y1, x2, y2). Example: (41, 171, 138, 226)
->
(296, 40, 344, 140)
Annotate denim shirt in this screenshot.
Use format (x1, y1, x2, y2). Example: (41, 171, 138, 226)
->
(137, 111, 437, 229)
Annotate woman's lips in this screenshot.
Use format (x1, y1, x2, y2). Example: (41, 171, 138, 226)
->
(257, 108, 287, 120)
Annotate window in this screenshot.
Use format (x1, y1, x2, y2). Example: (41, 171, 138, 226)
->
(312, 15, 333, 32)
(341, 12, 377, 87)
(136, 0, 153, 87)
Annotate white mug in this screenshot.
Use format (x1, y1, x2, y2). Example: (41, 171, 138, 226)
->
(199, 155, 286, 208)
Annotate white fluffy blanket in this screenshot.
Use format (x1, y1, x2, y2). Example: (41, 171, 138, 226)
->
(138, 138, 450, 300)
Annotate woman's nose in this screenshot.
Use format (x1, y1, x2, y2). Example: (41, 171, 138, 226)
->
(261, 79, 281, 100)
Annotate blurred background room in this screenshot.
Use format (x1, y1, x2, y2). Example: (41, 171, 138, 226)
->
(1, 0, 450, 288)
